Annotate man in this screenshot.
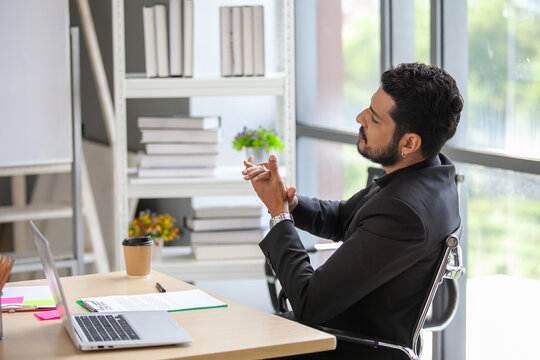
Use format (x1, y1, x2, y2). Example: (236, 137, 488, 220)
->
(242, 63, 463, 359)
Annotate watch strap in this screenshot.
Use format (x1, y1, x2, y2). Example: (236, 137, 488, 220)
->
(269, 212, 294, 229)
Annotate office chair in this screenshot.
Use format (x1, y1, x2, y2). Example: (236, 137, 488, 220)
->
(264, 170, 465, 360)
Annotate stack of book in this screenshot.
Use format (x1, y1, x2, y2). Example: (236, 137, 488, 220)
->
(143, 0, 194, 78)
(220, 6, 265, 77)
(137, 115, 221, 178)
(186, 205, 267, 260)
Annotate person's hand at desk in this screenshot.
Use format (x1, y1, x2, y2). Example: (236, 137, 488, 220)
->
(242, 154, 298, 216)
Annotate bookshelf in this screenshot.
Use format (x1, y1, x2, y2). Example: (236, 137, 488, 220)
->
(125, 76, 287, 98)
(111, 0, 295, 272)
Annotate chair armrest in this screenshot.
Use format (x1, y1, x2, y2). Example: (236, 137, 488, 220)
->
(315, 325, 419, 360)
(305, 241, 342, 253)
(423, 279, 460, 332)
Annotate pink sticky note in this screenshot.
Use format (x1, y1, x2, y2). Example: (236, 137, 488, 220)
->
(34, 309, 60, 320)
(1, 296, 24, 305)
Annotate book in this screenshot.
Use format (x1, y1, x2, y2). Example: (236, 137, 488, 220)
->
(137, 115, 220, 129)
(192, 204, 263, 219)
(190, 229, 266, 245)
(231, 6, 243, 76)
(253, 6, 265, 76)
(138, 167, 215, 178)
(80, 289, 226, 312)
(168, 0, 183, 77)
(219, 7, 233, 77)
(145, 142, 219, 155)
(186, 216, 264, 231)
(154, 4, 170, 77)
(140, 128, 220, 143)
(139, 154, 217, 168)
(242, 6, 254, 76)
(142, 6, 157, 78)
(1, 286, 56, 312)
(183, 0, 194, 77)
(192, 244, 263, 260)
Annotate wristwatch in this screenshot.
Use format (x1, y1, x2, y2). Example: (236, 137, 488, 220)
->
(269, 212, 294, 229)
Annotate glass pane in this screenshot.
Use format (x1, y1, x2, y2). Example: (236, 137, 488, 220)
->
(415, 0, 430, 64)
(465, 167, 540, 279)
(297, 137, 380, 202)
(342, 0, 381, 129)
(465, 0, 540, 159)
(459, 163, 540, 360)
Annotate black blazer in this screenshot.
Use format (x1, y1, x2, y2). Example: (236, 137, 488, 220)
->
(259, 154, 460, 360)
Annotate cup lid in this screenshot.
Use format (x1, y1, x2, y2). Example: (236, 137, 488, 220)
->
(122, 236, 153, 246)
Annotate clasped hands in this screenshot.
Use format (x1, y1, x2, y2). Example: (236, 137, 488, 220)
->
(242, 154, 298, 217)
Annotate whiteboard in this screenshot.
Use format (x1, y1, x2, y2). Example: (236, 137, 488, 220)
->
(0, 0, 72, 168)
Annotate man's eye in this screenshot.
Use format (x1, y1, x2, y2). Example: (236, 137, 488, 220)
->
(371, 115, 378, 124)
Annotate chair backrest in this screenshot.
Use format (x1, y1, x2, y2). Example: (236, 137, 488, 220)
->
(410, 226, 464, 354)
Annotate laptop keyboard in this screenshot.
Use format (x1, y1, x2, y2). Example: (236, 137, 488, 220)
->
(75, 314, 140, 342)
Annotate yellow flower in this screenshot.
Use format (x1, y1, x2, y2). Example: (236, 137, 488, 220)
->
(128, 209, 181, 242)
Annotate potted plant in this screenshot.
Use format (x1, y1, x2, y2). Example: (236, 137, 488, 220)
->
(232, 126, 285, 164)
(128, 210, 181, 260)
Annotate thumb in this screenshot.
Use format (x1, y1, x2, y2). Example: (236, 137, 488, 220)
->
(286, 186, 296, 199)
(268, 154, 279, 174)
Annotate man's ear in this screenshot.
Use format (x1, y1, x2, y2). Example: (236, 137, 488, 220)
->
(400, 133, 422, 157)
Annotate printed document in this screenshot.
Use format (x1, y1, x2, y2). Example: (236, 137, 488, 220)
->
(80, 289, 227, 312)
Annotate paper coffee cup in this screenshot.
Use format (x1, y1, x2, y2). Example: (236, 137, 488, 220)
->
(122, 236, 153, 278)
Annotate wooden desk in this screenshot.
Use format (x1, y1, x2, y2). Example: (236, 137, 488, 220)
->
(0, 270, 335, 359)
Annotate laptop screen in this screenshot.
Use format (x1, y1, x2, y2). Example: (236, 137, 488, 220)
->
(29, 221, 79, 340)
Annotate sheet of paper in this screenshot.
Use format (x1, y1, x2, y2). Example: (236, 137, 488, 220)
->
(81, 289, 227, 312)
(1, 297, 24, 305)
(34, 309, 60, 320)
(1, 286, 55, 308)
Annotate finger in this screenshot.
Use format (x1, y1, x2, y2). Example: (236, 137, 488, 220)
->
(242, 163, 266, 175)
(268, 154, 279, 174)
(286, 186, 296, 199)
(243, 167, 268, 180)
(253, 171, 271, 181)
(248, 155, 254, 163)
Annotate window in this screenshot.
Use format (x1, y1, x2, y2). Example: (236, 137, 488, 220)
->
(464, 0, 540, 158)
(295, 1, 540, 359)
(296, 0, 380, 202)
(462, 1, 540, 358)
(342, 0, 381, 130)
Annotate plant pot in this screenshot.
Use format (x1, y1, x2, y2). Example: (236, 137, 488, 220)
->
(152, 237, 163, 260)
(245, 147, 270, 165)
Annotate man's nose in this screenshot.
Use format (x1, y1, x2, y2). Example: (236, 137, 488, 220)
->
(356, 109, 368, 127)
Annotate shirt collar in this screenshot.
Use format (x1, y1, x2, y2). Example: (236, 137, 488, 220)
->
(374, 155, 442, 188)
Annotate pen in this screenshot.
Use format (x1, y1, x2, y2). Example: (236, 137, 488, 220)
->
(155, 282, 166, 293)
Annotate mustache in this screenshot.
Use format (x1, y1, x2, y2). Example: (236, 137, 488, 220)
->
(359, 127, 367, 142)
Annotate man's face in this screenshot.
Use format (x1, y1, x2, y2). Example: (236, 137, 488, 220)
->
(356, 86, 402, 167)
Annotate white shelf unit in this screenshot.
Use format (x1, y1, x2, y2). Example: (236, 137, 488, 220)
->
(125, 75, 286, 98)
(111, 0, 296, 275)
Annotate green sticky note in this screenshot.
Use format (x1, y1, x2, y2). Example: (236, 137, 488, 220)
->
(23, 299, 55, 307)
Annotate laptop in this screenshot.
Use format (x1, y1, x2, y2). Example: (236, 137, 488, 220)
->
(29, 221, 193, 351)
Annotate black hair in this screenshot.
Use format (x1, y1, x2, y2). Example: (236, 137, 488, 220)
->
(381, 63, 463, 159)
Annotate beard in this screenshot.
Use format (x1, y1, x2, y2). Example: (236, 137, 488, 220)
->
(357, 127, 402, 167)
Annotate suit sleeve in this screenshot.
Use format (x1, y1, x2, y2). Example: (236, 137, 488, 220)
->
(260, 196, 427, 325)
(292, 191, 369, 241)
